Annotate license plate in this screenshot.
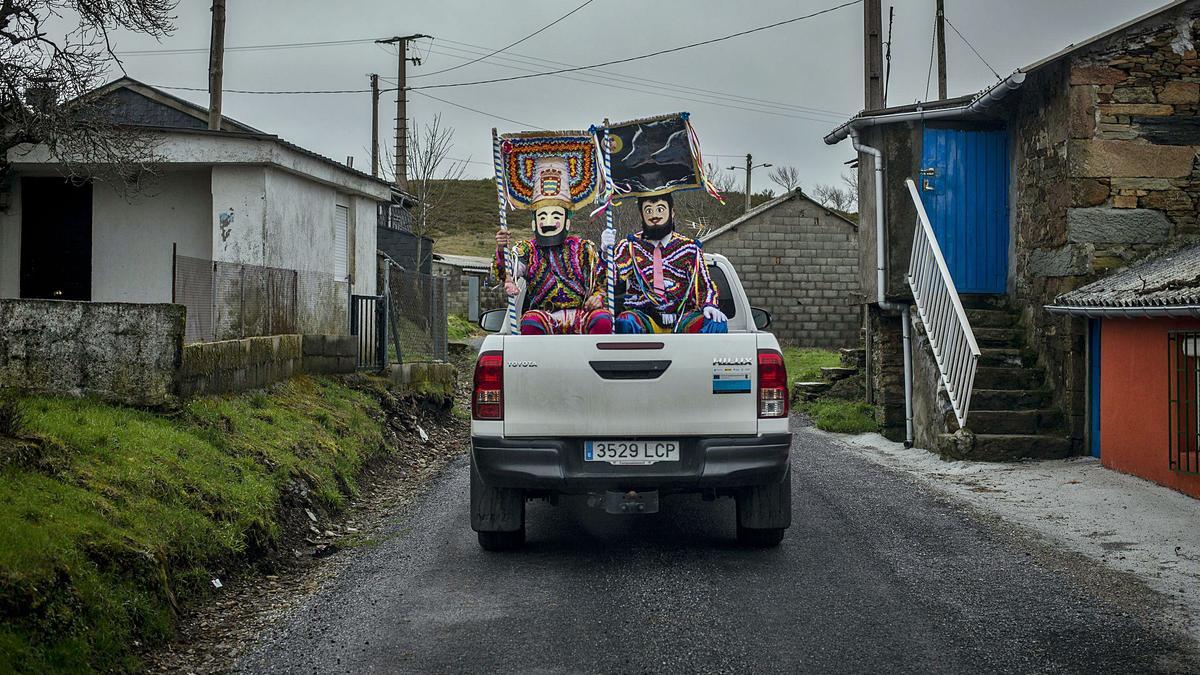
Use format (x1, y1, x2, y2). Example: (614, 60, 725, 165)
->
(585, 440, 679, 465)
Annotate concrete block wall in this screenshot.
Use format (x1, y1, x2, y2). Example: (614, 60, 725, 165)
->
(301, 334, 359, 375)
(179, 334, 302, 397)
(178, 333, 357, 397)
(433, 261, 506, 319)
(0, 299, 184, 406)
(703, 192, 862, 348)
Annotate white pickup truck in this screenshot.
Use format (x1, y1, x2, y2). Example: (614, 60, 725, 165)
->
(470, 253, 792, 550)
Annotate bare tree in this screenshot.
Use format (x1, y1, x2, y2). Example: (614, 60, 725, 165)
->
(769, 165, 801, 192)
(1, 1, 176, 186)
(758, 188, 775, 200)
(841, 170, 858, 199)
(813, 172, 859, 212)
(812, 183, 854, 212)
(383, 114, 468, 266)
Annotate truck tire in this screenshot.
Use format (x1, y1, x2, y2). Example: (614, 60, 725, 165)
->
(470, 457, 525, 551)
(735, 467, 791, 548)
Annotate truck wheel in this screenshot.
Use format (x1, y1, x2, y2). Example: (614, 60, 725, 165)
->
(470, 457, 525, 551)
(735, 467, 792, 548)
(736, 523, 785, 547)
(477, 529, 525, 551)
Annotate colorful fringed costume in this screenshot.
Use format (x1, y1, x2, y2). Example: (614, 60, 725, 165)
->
(492, 236, 612, 335)
(493, 135, 612, 335)
(612, 230, 719, 334)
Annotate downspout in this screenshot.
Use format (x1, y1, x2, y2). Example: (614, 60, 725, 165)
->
(850, 128, 914, 448)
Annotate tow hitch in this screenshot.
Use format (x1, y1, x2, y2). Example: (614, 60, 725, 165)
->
(590, 490, 660, 514)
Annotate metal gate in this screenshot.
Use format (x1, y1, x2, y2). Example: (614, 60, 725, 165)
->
(919, 126, 1010, 294)
(350, 294, 387, 370)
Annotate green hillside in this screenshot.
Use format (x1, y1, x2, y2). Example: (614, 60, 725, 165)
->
(426, 179, 776, 257)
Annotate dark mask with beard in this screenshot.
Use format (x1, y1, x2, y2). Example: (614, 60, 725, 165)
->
(638, 194, 675, 240)
(532, 204, 570, 247)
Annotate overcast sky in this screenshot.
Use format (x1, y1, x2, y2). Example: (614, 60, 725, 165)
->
(103, 0, 1169, 192)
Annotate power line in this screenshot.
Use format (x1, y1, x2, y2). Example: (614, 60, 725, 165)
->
(414, 40, 849, 118)
(395, 58, 843, 125)
(411, 90, 545, 129)
(118, 37, 377, 56)
(408, 0, 862, 91)
(414, 0, 594, 79)
(153, 84, 370, 94)
(944, 15, 1001, 80)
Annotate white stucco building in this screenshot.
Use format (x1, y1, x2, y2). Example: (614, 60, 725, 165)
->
(0, 78, 389, 339)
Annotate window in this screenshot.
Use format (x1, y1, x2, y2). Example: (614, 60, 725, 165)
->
(334, 204, 349, 281)
(1168, 331, 1200, 475)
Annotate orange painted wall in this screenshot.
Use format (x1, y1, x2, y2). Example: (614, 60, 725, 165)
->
(1100, 317, 1200, 499)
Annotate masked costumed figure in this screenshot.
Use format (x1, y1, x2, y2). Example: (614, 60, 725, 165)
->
(600, 192, 727, 334)
(494, 155, 613, 335)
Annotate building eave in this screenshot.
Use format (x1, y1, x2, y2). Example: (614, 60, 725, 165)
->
(1045, 304, 1200, 318)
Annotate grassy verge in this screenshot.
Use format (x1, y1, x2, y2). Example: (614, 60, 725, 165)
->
(0, 377, 390, 673)
(802, 399, 879, 434)
(782, 347, 840, 382)
(448, 314, 483, 342)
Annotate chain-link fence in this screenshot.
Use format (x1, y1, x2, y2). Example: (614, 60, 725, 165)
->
(174, 254, 345, 344)
(383, 263, 448, 362)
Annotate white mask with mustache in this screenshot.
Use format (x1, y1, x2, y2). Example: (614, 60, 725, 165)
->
(532, 205, 569, 247)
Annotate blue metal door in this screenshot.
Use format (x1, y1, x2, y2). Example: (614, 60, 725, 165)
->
(919, 127, 1009, 294)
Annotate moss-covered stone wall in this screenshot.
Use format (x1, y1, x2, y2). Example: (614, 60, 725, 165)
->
(0, 299, 185, 406)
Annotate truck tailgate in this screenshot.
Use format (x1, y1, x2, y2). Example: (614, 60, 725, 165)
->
(501, 334, 760, 437)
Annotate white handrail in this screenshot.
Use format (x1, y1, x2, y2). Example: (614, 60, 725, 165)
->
(905, 178, 982, 428)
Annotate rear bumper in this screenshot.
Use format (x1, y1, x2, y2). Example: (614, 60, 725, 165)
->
(471, 433, 792, 493)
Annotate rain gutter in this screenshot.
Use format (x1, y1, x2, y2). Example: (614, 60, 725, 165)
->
(1045, 304, 1200, 318)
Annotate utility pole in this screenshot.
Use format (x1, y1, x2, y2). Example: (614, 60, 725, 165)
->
(369, 73, 380, 177)
(864, 0, 884, 110)
(207, 0, 226, 130)
(375, 33, 429, 190)
(936, 0, 948, 99)
(727, 154, 772, 214)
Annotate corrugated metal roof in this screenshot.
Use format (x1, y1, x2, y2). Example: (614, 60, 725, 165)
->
(432, 253, 491, 272)
(1054, 242, 1200, 308)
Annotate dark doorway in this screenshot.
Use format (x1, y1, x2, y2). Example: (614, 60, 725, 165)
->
(20, 177, 92, 300)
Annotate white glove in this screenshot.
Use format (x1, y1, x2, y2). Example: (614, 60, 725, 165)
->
(703, 306, 728, 323)
(600, 228, 616, 250)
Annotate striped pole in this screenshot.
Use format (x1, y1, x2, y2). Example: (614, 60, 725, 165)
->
(492, 128, 519, 335)
(601, 124, 617, 332)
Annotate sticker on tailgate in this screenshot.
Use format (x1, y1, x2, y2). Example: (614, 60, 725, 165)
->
(712, 358, 752, 394)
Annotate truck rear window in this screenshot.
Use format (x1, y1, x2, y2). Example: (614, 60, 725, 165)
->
(709, 265, 736, 320)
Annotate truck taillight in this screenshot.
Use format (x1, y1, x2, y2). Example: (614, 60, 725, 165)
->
(758, 349, 789, 419)
(473, 351, 504, 420)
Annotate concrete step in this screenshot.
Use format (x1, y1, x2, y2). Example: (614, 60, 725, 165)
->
(978, 348, 1037, 368)
(973, 366, 1045, 390)
(820, 366, 858, 382)
(972, 388, 1050, 409)
(973, 327, 1024, 348)
(793, 381, 831, 402)
(958, 294, 1010, 311)
(964, 308, 1018, 328)
(966, 409, 1063, 435)
(839, 348, 866, 369)
(938, 432, 1072, 461)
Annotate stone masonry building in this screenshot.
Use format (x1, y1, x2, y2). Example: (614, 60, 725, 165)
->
(701, 189, 861, 348)
(828, 0, 1200, 458)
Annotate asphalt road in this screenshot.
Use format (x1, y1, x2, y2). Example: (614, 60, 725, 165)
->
(238, 419, 1198, 674)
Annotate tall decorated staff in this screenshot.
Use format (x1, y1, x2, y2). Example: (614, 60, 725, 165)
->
(490, 130, 612, 335)
(598, 112, 730, 335)
(491, 127, 519, 335)
(589, 121, 620, 328)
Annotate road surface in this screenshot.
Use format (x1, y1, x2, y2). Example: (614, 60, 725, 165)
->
(238, 419, 1197, 673)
